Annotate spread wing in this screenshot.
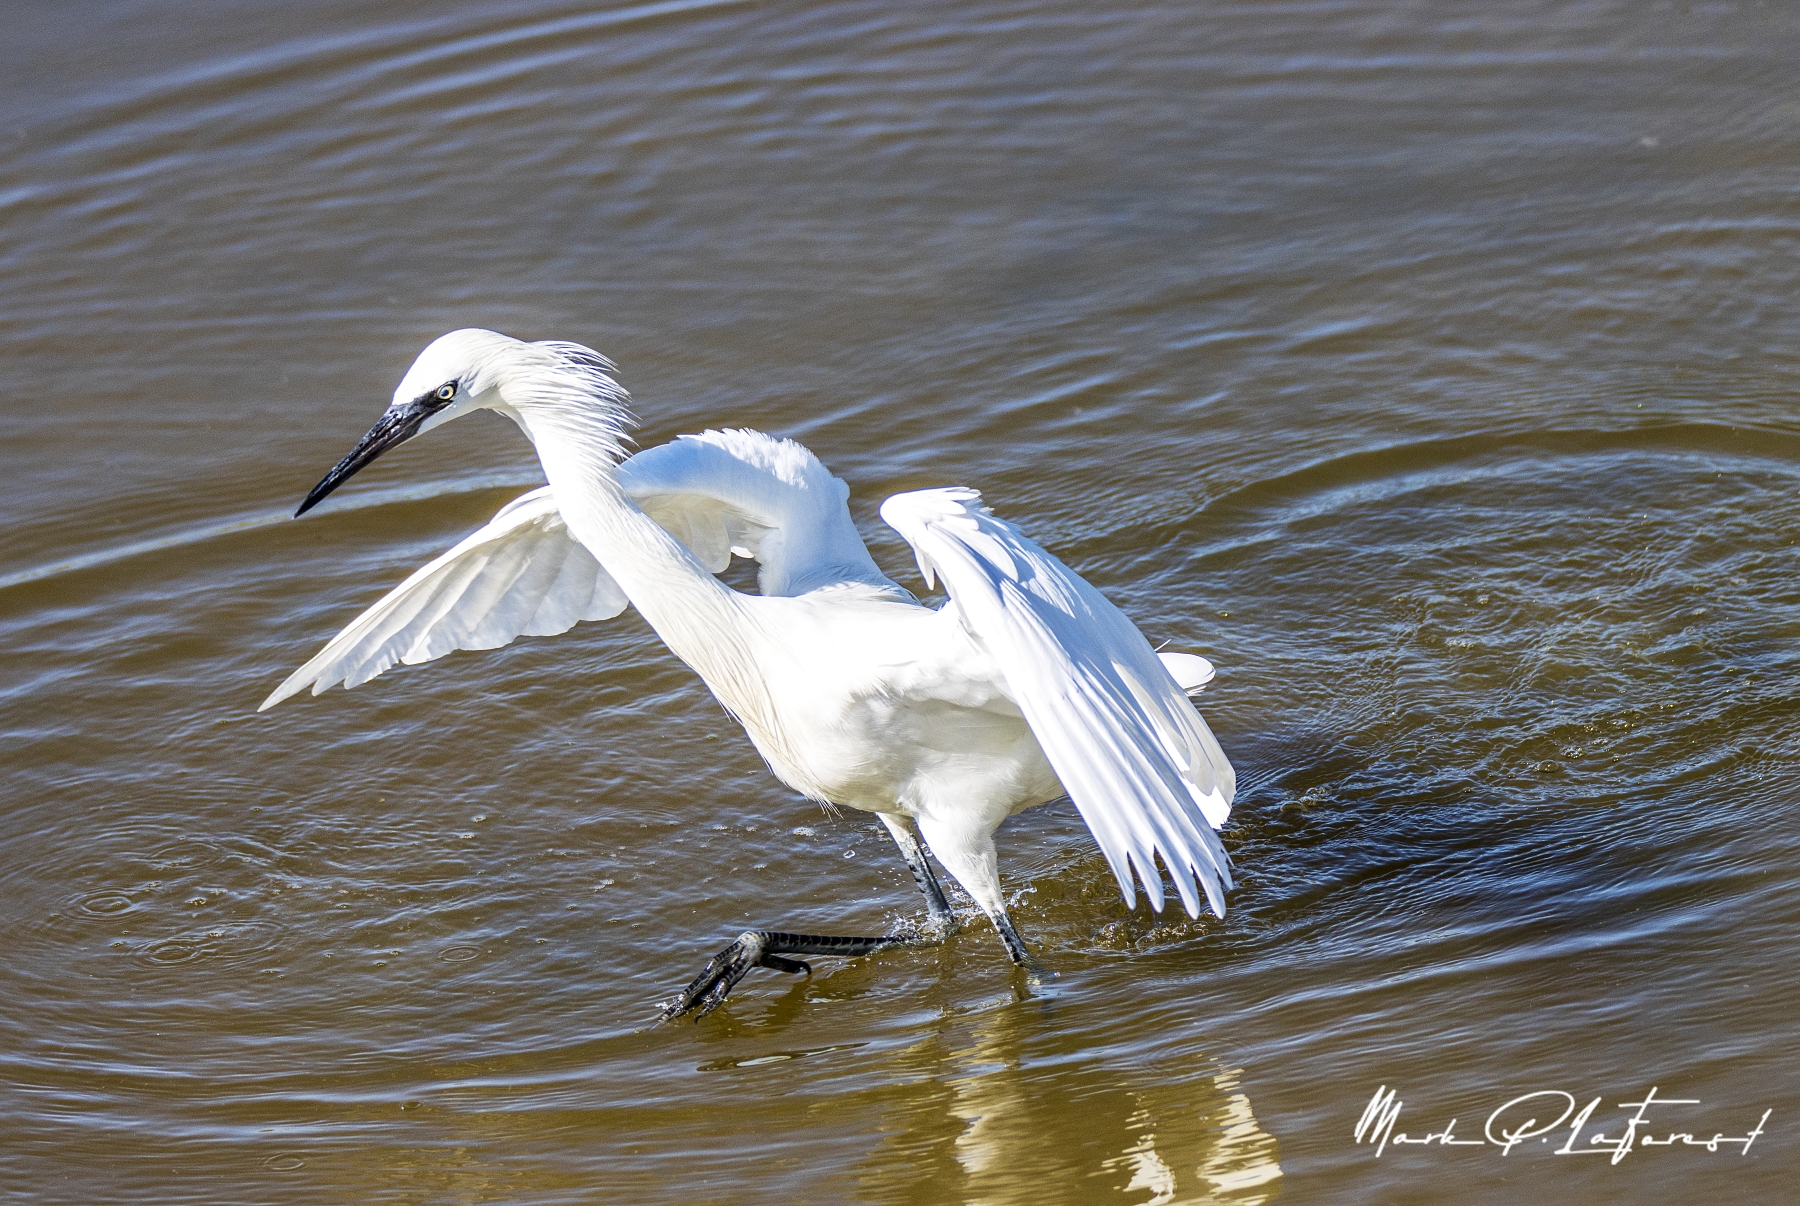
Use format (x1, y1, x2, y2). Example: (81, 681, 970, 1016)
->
(880, 487, 1235, 919)
(622, 428, 907, 599)
(259, 487, 628, 710)
(262, 429, 904, 710)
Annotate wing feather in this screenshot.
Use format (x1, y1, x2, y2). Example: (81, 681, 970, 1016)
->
(1156, 651, 1215, 695)
(263, 430, 903, 710)
(259, 488, 627, 710)
(619, 430, 905, 598)
(881, 487, 1235, 918)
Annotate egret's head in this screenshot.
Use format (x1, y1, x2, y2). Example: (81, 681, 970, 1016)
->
(293, 329, 628, 517)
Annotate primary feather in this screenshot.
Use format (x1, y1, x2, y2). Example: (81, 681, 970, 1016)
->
(880, 488, 1233, 918)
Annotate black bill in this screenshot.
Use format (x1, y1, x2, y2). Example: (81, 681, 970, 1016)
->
(294, 400, 433, 517)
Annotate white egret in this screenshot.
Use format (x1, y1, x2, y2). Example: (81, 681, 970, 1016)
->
(264, 329, 1236, 1018)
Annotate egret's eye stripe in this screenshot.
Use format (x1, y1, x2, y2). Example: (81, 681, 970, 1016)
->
(435, 382, 457, 402)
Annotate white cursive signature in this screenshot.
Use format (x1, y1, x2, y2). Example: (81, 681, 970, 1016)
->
(1354, 1085, 1771, 1164)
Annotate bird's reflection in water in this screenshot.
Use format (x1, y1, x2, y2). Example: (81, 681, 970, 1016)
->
(853, 997, 1282, 1205)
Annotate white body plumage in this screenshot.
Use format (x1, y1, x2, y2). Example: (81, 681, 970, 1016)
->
(266, 329, 1235, 987)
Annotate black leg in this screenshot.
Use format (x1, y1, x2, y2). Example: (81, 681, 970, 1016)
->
(993, 912, 1031, 965)
(661, 928, 934, 1021)
(878, 812, 958, 934)
(661, 814, 989, 1022)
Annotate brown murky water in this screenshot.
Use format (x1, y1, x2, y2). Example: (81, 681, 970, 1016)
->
(4, 1, 1798, 1201)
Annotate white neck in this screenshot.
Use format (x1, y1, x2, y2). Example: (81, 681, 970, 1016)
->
(496, 375, 792, 765)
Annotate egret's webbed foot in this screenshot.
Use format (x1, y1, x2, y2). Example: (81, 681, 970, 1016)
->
(660, 929, 926, 1021)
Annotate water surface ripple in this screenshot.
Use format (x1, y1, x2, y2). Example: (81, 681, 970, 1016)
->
(3, 0, 1797, 1202)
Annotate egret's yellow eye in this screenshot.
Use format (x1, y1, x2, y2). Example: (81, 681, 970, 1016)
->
(435, 383, 457, 402)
